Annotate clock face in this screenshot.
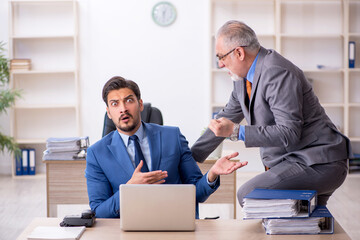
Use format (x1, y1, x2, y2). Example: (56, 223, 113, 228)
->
(152, 2, 177, 27)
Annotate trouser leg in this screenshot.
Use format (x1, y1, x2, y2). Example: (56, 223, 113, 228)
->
(237, 159, 348, 207)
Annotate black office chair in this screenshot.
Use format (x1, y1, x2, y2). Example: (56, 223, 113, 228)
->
(102, 103, 163, 137)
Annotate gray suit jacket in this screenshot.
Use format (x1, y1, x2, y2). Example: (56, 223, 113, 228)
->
(191, 47, 352, 167)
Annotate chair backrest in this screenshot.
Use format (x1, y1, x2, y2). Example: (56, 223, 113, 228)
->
(102, 103, 163, 137)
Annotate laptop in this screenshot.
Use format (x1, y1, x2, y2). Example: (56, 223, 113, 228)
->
(120, 184, 196, 231)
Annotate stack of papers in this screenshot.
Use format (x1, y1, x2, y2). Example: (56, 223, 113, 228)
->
(43, 137, 90, 161)
(262, 218, 322, 234)
(242, 189, 316, 219)
(243, 198, 300, 218)
(27, 226, 85, 240)
(262, 206, 334, 235)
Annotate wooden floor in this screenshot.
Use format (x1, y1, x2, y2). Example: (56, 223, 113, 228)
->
(1, 172, 359, 240)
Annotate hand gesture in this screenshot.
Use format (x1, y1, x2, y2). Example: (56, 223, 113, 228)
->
(208, 152, 248, 182)
(209, 117, 235, 137)
(126, 160, 168, 184)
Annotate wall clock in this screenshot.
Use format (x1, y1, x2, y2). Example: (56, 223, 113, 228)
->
(152, 2, 177, 27)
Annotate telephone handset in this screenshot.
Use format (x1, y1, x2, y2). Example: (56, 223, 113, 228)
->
(60, 209, 96, 227)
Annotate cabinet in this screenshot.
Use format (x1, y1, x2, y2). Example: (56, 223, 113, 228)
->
(209, 0, 360, 173)
(9, 0, 80, 177)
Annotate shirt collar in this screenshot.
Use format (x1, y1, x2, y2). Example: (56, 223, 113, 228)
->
(118, 122, 146, 146)
(245, 53, 259, 84)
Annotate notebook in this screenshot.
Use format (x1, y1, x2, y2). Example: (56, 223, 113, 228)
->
(120, 184, 196, 231)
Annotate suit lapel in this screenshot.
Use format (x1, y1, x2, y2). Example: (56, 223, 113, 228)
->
(247, 47, 268, 123)
(107, 131, 134, 177)
(144, 123, 161, 171)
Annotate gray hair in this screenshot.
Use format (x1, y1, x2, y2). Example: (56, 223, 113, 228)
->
(216, 20, 260, 53)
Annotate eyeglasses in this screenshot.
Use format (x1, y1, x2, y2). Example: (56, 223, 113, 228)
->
(216, 46, 248, 61)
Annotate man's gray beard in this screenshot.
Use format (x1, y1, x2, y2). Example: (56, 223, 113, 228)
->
(230, 72, 242, 82)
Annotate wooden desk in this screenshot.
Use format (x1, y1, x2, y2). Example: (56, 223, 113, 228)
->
(44, 159, 237, 218)
(16, 218, 351, 240)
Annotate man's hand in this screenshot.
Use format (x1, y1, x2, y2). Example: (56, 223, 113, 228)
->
(127, 160, 168, 184)
(209, 117, 235, 137)
(208, 152, 248, 182)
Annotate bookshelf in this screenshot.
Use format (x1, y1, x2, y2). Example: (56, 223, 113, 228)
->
(9, 0, 80, 177)
(209, 0, 360, 173)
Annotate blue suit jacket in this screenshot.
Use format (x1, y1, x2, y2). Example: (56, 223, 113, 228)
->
(85, 122, 219, 218)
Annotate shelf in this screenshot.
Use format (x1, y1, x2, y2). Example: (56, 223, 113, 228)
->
(14, 104, 77, 109)
(16, 139, 46, 144)
(11, 70, 76, 75)
(303, 69, 344, 73)
(321, 103, 344, 108)
(11, 0, 74, 2)
(349, 33, 360, 37)
(280, 34, 343, 38)
(349, 138, 360, 142)
(9, 0, 79, 177)
(349, 103, 360, 107)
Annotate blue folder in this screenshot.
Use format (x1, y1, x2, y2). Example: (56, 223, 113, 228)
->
(244, 188, 317, 218)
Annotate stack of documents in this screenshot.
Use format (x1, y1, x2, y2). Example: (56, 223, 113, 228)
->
(43, 136, 90, 160)
(242, 189, 334, 235)
(242, 189, 316, 219)
(243, 198, 300, 218)
(262, 206, 334, 235)
(27, 226, 85, 240)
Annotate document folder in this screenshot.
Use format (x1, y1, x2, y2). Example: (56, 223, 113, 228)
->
(349, 41, 355, 68)
(243, 189, 317, 219)
(21, 149, 29, 175)
(28, 149, 36, 175)
(263, 206, 334, 235)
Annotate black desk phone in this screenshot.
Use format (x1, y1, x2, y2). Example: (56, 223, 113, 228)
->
(60, 209, 96, 227)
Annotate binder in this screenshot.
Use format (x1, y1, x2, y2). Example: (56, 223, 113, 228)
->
(263, 206, 334, 235)
(21, 149, 29, 175)
(28, 149, 36, 175)
(243, 189, 317, 219)
(15, 153, 23, 175)
(349, 41, 355, 68)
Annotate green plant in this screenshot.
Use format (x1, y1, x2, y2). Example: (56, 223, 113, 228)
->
(0, 41, 21, 156)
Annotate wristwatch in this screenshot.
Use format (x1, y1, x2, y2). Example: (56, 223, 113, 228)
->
(230, 123, 240, 141)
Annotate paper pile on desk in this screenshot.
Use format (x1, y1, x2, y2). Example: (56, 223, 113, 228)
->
(261, 206, 334, 235)
(243, 198, 300, 218)
(27, 226, 85, 240)
(43, 136, 90, 160)
(262, 217, 322, 234)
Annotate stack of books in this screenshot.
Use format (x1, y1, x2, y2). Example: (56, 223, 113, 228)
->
(10, 58, 31, 71)
(43, 136, 90, 161)
(242, 189, 334, 235)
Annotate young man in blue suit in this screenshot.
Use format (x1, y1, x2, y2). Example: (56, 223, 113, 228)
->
(85, 76, 247, 218)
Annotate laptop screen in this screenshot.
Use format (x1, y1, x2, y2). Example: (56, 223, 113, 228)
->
(120, 184, 196, 231)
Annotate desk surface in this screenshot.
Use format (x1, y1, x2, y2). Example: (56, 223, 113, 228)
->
(17, 218, 350, 240)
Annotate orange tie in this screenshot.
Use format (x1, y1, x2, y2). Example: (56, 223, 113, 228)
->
(246, 79, 252, 99)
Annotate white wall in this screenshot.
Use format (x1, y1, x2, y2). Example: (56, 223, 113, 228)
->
(0, 0, 212, 173)
(78, 0, 211, 146)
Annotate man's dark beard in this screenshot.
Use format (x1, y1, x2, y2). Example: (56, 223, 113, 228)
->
(116, 113, 139, 133)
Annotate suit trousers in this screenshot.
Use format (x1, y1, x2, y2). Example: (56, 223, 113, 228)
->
(237, 159, 348, 207)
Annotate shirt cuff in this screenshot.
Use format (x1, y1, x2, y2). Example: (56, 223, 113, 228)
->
(239, 125, 245, 141)
(206, 172, 218, 188)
